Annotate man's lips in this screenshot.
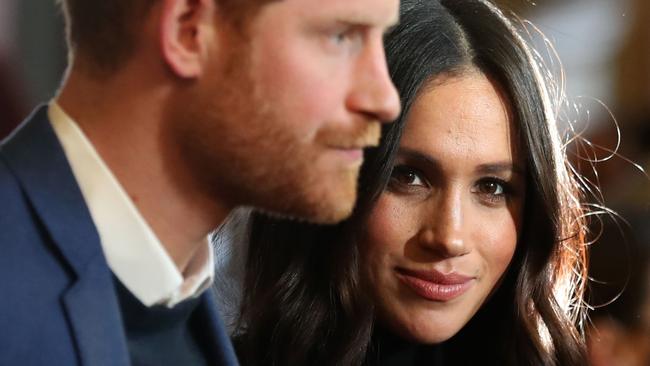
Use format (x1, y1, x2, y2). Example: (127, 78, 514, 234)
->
(332, 147, 364, 161)
(395, 267, 475, 302)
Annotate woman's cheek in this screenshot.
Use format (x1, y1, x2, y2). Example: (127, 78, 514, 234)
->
(363, 193, 418, 256)
(476, 213, 519, 278)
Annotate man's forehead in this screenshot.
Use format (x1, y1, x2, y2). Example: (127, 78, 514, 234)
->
(288, 0, 399, 27)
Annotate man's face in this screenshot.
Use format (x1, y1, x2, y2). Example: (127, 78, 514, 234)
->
(175, 0, 401, 223)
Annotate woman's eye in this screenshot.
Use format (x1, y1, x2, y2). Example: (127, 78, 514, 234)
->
(390, 166, 426, 187)
(473, 178, 511, 205)
(477, 180, 504, 196)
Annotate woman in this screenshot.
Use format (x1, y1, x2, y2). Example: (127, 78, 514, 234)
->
(230, 0, 588, 364)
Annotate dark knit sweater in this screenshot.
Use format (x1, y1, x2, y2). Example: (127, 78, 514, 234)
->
(113, 278, 210, 366)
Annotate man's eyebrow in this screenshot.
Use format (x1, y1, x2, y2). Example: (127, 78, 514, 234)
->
(333, 19, 397, 30)
(332, 10, 399, 29)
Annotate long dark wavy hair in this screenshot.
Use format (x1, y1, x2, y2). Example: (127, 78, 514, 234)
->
(234, 0, 588, 365)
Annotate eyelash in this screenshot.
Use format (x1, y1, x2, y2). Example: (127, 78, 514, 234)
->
(389, 165, 515, 205)
(331, 29, 352, 44)
(472, 177, 512, 206)
(325, 27, 363, 50)
(388, 165, 428, 190)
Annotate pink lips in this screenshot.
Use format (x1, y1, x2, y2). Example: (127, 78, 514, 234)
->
(340, 148, 363, 160)
(396, 268, 475, 302)
(332, 148, 364, 162)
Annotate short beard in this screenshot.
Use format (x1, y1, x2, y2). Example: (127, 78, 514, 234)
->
(167, 31, 359, 224)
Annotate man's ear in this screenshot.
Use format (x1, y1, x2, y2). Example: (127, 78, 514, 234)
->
(159, 0, 216, 78)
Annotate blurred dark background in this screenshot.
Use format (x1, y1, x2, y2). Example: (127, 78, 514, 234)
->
(1, 1, 648, 364)
(0, 1, 66, 137)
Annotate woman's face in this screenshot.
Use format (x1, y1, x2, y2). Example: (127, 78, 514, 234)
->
(359, 71, 526, 344)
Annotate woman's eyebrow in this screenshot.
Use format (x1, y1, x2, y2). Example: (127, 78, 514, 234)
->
(396, 147, 441, 170)
(475, 162, 524, 176)
(398, 147, 524, 177)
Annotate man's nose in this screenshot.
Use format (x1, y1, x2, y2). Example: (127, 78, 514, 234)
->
(346, 40, 401, 124)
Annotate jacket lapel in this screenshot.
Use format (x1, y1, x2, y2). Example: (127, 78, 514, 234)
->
(1, 106, 130, 366)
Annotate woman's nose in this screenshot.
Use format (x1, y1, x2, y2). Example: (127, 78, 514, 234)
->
(417, 190, 469, 258)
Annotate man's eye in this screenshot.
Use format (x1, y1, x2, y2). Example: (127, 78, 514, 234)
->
(332, 30, 351, 44)
(390, 166, 426, 187)
(326, 28, 363, 50)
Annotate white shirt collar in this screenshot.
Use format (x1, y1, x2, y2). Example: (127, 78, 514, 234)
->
(48, 101, 214, 308)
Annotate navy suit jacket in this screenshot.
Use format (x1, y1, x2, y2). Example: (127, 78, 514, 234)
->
(0, 107, 239, 366)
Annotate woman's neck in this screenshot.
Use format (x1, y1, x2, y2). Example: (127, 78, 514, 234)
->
(366, 327, 444, 366)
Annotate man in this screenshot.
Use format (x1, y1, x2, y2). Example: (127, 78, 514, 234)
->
(0, 0, 400, 365)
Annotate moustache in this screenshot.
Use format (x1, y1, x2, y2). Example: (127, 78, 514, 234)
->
(316, 119, 382, 150)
